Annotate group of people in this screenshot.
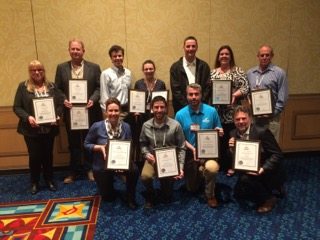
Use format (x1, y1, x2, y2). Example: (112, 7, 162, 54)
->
(13, 36, 288, 213)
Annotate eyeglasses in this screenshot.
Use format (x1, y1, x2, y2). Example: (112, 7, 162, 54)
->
(259, 54, 270, 57)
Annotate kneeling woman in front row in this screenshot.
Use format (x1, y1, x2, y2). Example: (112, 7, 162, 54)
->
(84, 98, 138, 209)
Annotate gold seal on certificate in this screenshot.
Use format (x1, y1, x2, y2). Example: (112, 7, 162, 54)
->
(70, 106, 89, 130)
(154, 147, 179, 178)
(129, 90, 146, 113)
(212, 80, 232, 105)
(251, 89, 273, 116)
(69, 80, 88, 104)
(233, 140, 261, 172)
(196, 130, 219, 159)
(105, 140, 131, 170)
(151, 90, 169, 101)
(32, 97, 56, 124)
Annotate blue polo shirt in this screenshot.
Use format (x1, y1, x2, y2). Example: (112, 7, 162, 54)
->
(175, 103, 222, 146)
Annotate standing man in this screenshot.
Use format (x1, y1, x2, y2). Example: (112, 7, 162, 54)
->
(247, 45, 288, 141)
(175, 83, 223, 208)
(100, 45, 131, 120)
(140, 96, 185, 208)
(55, 38, 102, 184)
(228, 105, 285, 213)
(170, 36, 211, 114)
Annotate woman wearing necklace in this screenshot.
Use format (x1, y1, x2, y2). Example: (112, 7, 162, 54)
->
(210, 45, 249, 176)
(13, 60, 63, 194)
(131, 60, 166, 171)
(84, 97, 138, 209)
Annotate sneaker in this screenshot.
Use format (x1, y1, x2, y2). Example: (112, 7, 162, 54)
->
(87, 170, 95, 181)
(63, 175, 75, 184)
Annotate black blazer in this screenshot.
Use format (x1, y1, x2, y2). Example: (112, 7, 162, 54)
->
(54, 60, 102, 127)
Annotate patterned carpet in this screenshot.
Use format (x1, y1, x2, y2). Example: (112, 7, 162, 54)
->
(0, 152, 319, 239)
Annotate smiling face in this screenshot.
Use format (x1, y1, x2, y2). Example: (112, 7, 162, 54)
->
(234, 111, 251, 134)
(143, 63, 155, 80)
(152, 100, 167, 123)
(29, 61, 45, 86)
(110, 50, 124, 68)
(106, 103, 120, 126)
(257, 46, 273, 71)
(187, 86, 201, 110)
(218, 48, 231, 67)
(69, 41, 85, 63)
(183, 39, 198, 62)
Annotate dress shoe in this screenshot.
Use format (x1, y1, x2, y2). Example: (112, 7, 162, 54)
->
(30, 183, 39, 195)
(47, 181, 57, 192)
(64, 175, 75, 184)
(128, 201, 137, 210)
(257, 196, 277, 213)
(87, 170, 95, 181)
(144, 201, 154, 209)
(207, 197, 218, 208)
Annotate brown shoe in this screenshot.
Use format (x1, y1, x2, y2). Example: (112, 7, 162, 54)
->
(207, 197, 218, 208)
(87, 170, 95, 181)
(257, 197, 277, 213)
(63, 175, 75, 184)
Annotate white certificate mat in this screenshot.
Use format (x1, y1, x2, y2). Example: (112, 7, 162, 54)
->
(129, 90, 146, 113)
(70, 106, 89, 130)
(251, 89, 273, 116)
(69, 80, 87, 103)
(155, 147, 179, 178)
(234, 140, 261, 172)
(196, 130, 219, 159)
(151, 90, 169, 101)
(32, 97, 56, 124)
(212, 80, 232, 105)
(106, 140, 131, 170)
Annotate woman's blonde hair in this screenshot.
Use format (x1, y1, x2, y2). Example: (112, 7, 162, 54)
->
(25, 60, 50, 92)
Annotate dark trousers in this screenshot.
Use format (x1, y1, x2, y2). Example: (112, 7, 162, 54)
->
(24, 134, 55, 183)
(93, 165, 138, 202)
(66, 128, 91, 175)
(219, 122, 235, 172)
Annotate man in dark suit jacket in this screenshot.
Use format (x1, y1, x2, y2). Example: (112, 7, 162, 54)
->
(228, 105, 285, 213)
(55, 39, 102, 184)
(170, 36, 211, 114)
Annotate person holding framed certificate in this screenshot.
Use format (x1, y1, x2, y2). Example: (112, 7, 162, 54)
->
(55, 39, 102, 184)
(130, 60, 166, 171)
(140, 96, 185, 208)
(228, 106, 286, 213)
(210, 45, 250, 176)
(13, 60, 64, 194)
(175, 84, 224, 208)
(84, 98, 138, 209)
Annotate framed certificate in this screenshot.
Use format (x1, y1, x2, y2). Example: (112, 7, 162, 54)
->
(155, 147, 179, 178)
(196, 130, 219, 159)
(105, 140, 131, 170)
(251, 89, 273, 116)
(151, 90, 169, 101)
(69, 80, 87, 103)
(129, 90, 146, 113)
(70, 106, 89, 130)
(233, 140, 261, 172)
(212, 80, 232, 105)
(32, 97, 56, 124)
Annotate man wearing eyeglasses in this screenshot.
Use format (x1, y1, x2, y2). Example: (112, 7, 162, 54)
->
(247, 45, 288, 142)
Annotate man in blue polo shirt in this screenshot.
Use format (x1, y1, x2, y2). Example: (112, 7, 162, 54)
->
(175, 83, 224, 208)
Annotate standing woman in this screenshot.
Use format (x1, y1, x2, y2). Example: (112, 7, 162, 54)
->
(13, 60, 63, 194)
(84, 98, 138, 209)
(131, 60, 166, 171)
(210, 45, 249, 175)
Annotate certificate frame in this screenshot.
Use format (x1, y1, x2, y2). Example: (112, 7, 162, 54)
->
(69, 80, 88, 104)
(250, 89, 274, 116)
(212, 80, 232, 105)
(151, 90, 169, 101)
(129, 90, 146, 113)
(32, 97, 56, 124)
(70, 105, 89, 130)
(105, 140, 131, 170)
(196, 130, 219, 159)
(154, 147, 180, 178)
(233, 139, 261, 172)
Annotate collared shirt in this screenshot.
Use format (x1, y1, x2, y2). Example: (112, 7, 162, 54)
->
(100, 66, 131, 110)
(247, 64, 288, 115)
(183, 57, 196, 84)
(140, 117, 186, 168)
(71, 60, 84, 79)
(175, 103, 222, 146)
(237, 126, 250, 140)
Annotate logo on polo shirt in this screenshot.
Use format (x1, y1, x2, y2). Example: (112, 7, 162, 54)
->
(202, 117, 210, 123)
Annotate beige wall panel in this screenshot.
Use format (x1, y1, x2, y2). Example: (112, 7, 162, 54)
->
(1, 1, 38, 106)
(125, 0, 211, 89)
